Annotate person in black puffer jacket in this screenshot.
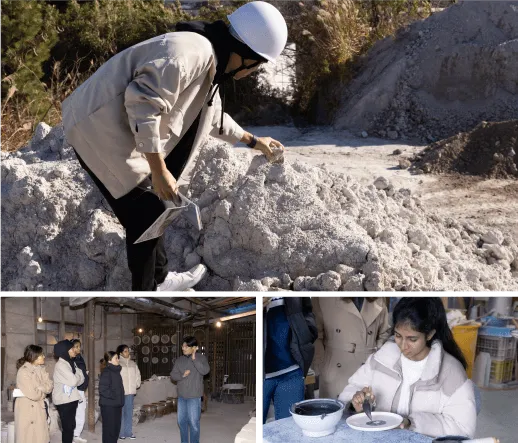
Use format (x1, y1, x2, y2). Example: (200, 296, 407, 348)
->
(263, 297, 318, 423)
(99, 351, 125, 443)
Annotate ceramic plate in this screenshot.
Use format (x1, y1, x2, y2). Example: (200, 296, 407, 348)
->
(142, 335, 150, 344)
(133, 336, 141, 345)
(161, 335, 170, 344)
(346, 412, 403, 432)
(152, 357, 159, 364)
(142, 357, 149, 363)
(141, 346, 149, 355)
(151, 335, 160, 344)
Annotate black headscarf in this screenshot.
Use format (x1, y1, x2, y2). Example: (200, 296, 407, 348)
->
(175, 20, 266, 134)
(54, 340, 76, 374)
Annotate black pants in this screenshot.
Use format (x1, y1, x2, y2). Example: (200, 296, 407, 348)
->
(56, 401, 78, 443)
(75, 115, 200, 291)
(101, 405, 123, 443)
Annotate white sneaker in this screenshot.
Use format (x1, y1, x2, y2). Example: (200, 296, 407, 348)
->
(73, 437, 87, 443)
(157, 264, 207, 292)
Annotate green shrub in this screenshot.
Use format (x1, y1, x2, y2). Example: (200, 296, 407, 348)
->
(1, 0, 58, 108)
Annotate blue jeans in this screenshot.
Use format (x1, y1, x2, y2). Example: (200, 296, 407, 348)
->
(177, 397, 201, 443)
(263, 368, 305, 424)
(120, 394, 135, 438)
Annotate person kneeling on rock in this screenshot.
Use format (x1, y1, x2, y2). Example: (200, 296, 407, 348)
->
(61, 1, 287, 291)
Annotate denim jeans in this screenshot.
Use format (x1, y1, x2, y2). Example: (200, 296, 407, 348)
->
(177, 397, 201, 443)
(120, 394, 135, 438)
(263, 368, 304, 424)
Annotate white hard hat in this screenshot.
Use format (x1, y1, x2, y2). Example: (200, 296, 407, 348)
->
(228, 1, 288, 63)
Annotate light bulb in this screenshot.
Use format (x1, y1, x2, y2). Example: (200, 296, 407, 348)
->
(138, 328, 143, 333)
(216, 321, 222, 328)
(38, 317, 43, 323)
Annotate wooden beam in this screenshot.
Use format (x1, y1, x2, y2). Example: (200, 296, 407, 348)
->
(33, 298, 38, 344)
(60, 297, 65, 339)
(86, 301, 96, 432)
(103, 308, 107, 355)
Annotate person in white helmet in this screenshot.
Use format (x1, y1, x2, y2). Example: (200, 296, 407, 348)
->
(61, 2, 288, 291)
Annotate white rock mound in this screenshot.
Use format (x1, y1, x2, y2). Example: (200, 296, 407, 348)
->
(2, 124, 518, 291)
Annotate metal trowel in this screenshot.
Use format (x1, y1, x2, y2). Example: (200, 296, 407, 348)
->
(362, 393, 373, 422)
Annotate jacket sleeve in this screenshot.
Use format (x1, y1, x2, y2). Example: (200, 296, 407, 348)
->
(54, 361, 84, 387)
(73, 364, 86, 387)
(337, 354, 375, 405)
(17, 369, 46, 402)
(124, 56, 186, 154)
(208, 89, 245, 145)
(302, 297, 318, 343)
(376, 303, 391, 349)
(192, 354, 210, 376)
(409, 379, 476, 438)
(311, 297, 326, 376)
(136, 365, 142, 389)
(40, 368, 54, 394)
(98, 372, 115, 400)
(170, 361, 184, 382)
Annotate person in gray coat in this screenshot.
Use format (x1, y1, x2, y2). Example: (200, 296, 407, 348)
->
(170, 336, 210, 443)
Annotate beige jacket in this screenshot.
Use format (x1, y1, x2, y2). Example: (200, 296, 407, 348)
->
(338, 340, 477, 438)
(119, 356, 141, 395)
(52, 358, 85, 405)
(15, 363, 53, 443)
(312, 297, 390, 399)
(62, 31, 244, 199)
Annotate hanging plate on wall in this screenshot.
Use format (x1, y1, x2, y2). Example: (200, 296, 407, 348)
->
(161, 335, 170, 344)
(151, 335, 160, 344)
(143, 357, 149, 363)
(162, 357, 168, 364)
(133, 336, 141, 346)
(161, 346, 168, 354)
(142, 335, 150, 344)
(151, 357, 159, 364)
(152, 346, 160, 353)
(171, 335, 177, 345)
(141, 346, 150, 355)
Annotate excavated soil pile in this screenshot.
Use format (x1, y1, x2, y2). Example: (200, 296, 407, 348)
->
(332, 1, 518, 143)
(2, 124, 518, 291)
(411, 120, 518, 177)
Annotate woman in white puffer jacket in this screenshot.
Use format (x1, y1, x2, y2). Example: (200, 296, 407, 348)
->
(338, 297, 477, 439)
(116, 345, 142, 440)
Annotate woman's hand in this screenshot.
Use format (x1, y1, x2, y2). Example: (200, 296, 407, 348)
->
(351, 386, 376, 413)
(151, 169, 181, 203)
(192, 347, 198, 360)
(183, 370, 190, 378)
(255, 137, 284, 163)
(399, 417, 411, 429)
(145, 152, 181, 204)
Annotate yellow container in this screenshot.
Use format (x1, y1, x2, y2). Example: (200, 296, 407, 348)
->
(452, 324, 480, 379)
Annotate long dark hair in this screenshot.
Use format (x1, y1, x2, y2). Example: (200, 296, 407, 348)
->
(17, 345, 44, 369)
(392, 297, 467, 369)
(116, 344, 129, 356)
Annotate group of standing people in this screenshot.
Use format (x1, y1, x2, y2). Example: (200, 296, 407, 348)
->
(263, 297, 477, 439)
(14, 340, 141, 443)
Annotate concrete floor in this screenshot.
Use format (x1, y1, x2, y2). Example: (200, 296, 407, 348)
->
(2, 400, 254, 443)
(476, 388, 518, 443)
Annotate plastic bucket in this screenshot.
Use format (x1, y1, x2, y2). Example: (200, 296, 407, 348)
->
(453, 324, 480, 379)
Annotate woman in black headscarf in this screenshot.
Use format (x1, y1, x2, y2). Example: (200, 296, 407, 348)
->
(99, 351, 125, 443)
(52, 340, 85, 443)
